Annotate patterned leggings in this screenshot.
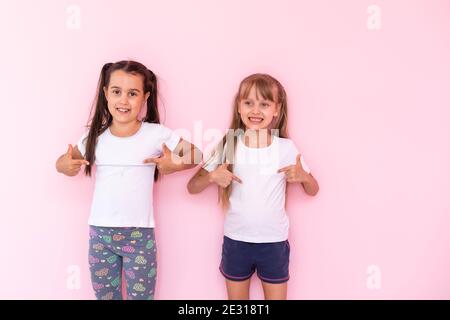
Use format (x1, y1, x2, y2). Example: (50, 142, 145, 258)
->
(88, 226, 157, 300)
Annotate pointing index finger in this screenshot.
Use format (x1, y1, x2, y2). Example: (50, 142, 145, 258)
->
(143, 157, 160, 164)
(232, 175, 242, 184)
(72, 159, 89, 166)
(277, 165, 293, 173)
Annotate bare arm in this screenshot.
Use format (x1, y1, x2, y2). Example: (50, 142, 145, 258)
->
(187, 167, 213, 194)
(187, 164, 242, 194)
(172, 138, 203, 170)
(300, 173, 319, 196)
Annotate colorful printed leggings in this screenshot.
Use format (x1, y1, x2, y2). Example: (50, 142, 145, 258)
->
(88, 226, 157, 300)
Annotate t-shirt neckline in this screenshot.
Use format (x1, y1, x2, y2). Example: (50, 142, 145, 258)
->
(108, 121, 144, 139)
(239, 134, 278, 151)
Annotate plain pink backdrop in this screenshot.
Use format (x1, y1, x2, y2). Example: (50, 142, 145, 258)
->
(1, 0, 450, 299)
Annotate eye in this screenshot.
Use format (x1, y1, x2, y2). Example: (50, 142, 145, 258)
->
(112, 89, 120, 95)
(129, 92, 137, 97)
(244, 100, 252, 105)
(261, 103, 269, 107)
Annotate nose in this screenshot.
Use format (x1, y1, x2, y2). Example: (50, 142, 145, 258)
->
(119, 93, 128, 105)
(251, 104, 261, 114)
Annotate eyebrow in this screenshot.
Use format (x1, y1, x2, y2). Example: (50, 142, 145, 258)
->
(242, 98, 271, 102)
(110, 86, 141, 93)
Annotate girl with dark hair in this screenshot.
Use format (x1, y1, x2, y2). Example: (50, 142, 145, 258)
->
(56, 60, 202, 300)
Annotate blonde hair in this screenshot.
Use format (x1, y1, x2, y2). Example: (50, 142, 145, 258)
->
(208, 73, 289, 208)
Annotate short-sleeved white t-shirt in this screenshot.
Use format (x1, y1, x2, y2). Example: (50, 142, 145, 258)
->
(203, 135, 311, 243)
(77, 122, 180, 228)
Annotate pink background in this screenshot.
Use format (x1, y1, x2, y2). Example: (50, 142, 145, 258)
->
(1, 0, 450, 299)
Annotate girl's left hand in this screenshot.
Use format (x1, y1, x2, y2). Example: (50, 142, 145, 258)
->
(143, 143, 183, 175)
(277, 154, 309, 183)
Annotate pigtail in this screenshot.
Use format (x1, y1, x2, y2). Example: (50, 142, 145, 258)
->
(143, 69, 160, 124)
(141, 68, 161, 181)
(83, 62, 113, 176)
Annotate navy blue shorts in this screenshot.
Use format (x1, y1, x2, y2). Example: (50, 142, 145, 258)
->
(219, 236, 290, 284)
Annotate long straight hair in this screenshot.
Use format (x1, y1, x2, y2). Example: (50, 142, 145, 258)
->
(207, 73, 289, 208)
(82, 60, 161, 180)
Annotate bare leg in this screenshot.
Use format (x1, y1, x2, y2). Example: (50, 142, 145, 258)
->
(225, 279, 251, 300)
(261, 281, 287, 300)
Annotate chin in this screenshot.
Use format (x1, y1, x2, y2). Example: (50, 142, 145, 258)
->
(114, 116, 138, 123)
(244, 123, 269, 131)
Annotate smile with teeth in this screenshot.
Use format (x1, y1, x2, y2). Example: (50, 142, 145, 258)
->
(248, 116, 263, 123)
(116, 107, 131, 113)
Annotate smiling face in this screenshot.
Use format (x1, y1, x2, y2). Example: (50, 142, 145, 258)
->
(103, 69, 150, 125)
(238, 84, 280, 131)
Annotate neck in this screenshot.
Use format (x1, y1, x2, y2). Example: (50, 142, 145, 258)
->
(110, 119, 141, 137)
(243, 129, 272, 148)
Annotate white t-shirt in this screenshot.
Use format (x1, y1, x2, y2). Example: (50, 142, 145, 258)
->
(203, 135, 311, 243)
(77, 122, 181, 228)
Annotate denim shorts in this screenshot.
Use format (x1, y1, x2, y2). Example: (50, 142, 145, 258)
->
(219, 236, 290, 284)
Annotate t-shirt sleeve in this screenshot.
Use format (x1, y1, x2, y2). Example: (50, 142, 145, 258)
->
(157, 124, 181, 152)
(300, 155, 311, 174)
(77, 132, 89, 157)
(288, 140, 311, 174)
(202, 148, 223, 172)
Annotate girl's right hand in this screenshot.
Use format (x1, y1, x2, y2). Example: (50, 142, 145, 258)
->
(56, 144, 90, 176)
(208, 163, 242, 188)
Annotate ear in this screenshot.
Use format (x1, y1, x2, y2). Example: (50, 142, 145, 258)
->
(144, 92, 150, 102)
(103, 86, 108, 100)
